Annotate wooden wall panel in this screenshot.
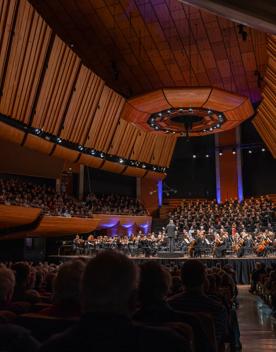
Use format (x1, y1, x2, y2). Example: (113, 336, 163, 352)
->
(101, 161, 125, 174)
(0, 205, 41, 228)
(0, 0, 52, 123)
(123, 167, 147, 177)
(85, 86, 125, 152)
(60, 66, 105, 144)
(51, 145, 80, 162)
(129, 90, 171, 113)
(253, 35, 276, 158)
(32, 37, 81, 134)
(0, 122, 24, 144)
(78, 154, 104, 169)
(24, 134, 53, 155)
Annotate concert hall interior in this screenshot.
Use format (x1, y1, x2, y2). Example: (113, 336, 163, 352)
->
(0, 0, 275, 351)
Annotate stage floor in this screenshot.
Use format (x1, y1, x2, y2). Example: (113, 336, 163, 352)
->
(48, 254, 276, 284)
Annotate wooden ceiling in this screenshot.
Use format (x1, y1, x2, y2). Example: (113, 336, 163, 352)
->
(28, 0, 267, 102)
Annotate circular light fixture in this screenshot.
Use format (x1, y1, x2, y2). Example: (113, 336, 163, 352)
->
(261, 148, 265, 152)
(248, 150, 252, 154)
(193, 154, 196, 159)
(219, 152, 223, 156)
(206, 154, 209, 158)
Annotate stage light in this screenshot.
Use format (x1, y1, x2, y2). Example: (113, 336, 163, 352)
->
(155, 126, 159, 130)
(57, 137, 62, 144)
(193, 154, 196, 159)
(208, 109, 212, 115)
(142, 164, 146, 169)
(203, 129, 206, 132)
(119, 158, 124, 164)
(35, 128, 41, 135)
(158, 113, 162, 117)
(70, 43, 74, 48)
(219, 152, 223, 156)
(261, 148, 265, 152)
(216, 124, 220, 128)
(150, 118, 155, 123)
(100, 152, 105, 158)
(167, 109, 171, 113)
(78, 145, 83, 151)
(232, 149, 236, 155)
(209, 127, 213, 131)
(90, 149, 96, 155)
(248, 150, 252, 154)
(206, 154, 209, 158)
(188, 107, 193, 112)
(179, 108, 184, 112)
(153, 166, 156, 171)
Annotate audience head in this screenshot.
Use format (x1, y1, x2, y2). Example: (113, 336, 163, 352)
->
(139, 262, 172, 304)
(181, 260, 205, 290)
(82, 250, 138, 315)
(54, 260, 86, 306)
(12, 262, 30, 289)
(0, 267, 15, 305)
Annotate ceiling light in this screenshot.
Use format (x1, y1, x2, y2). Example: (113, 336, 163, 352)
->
(193, 154, 196, 159)
(188, 107, 193, 112)
(142, 164, 146, 169)
(158, 113, 162, 117)
(57, 137, 62, 144)
(216, 124, 220, 128)
(209, 128, 213, 131)
(232, 149, 236, 155)
(248, 150, 252, 154)
(208, 109, 212, 115)
(219, 152, 223, 156)
(78, 145, 83, 151)
(91, 149, 96, 155)
(100, 152, 105, 158)
(261, 148, 265, 152)
(119, 158, 124, 164)
(206, 154, 209, 158)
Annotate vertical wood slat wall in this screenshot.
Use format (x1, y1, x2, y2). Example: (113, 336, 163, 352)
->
(0, 0, 175, 179)
(253, 35, 276, 158)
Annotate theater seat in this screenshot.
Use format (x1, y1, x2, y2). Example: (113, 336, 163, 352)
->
(16, 313, 78, 341)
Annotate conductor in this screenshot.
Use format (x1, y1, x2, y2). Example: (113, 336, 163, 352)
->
(166, 219, 176, 252)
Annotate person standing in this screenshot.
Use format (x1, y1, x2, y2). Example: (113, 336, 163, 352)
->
(166, 219, 176, 252)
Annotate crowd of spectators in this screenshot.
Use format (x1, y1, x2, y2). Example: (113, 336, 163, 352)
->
(250, 262, 276, 317)
(0, 177, 146, 217)
(169, 196, 275, 234)
(0, 251, 243, 352)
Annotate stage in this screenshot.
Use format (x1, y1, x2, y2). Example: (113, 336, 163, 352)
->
(47, 254, 276, 284)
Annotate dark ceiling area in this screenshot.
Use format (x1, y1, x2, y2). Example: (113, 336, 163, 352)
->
(29, 0, 267, 100)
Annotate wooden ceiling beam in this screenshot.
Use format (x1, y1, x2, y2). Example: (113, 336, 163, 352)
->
(178, 0, 276, 34)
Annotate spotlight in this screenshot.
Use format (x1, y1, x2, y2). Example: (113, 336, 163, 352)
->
(188, 107, 193, 112)
(209, 128, 213, 131)
(35, 128, 41, 135)
(248, 150, 252, 154)
(207, 109, 212, 115)
(218, 114, 224, 123)
(203, 129, 206, 132)
(130, 161, 135, 166)
(91, 149, 96, 155)
(261, 148, 265, 152)
(219, 152, 223, 156)
(142, 164, 146, 169)
(179, 108, 184, 112)
(153, 166, 156, 171)
(154, 126, 159, 130)
(193, 154, 196, 159)
(172, 131, 176, 134)
(206, 154, 209, 158)
(70, 43, 74, 48)
(150, 118, 155, 123)
(158, 113, 162, 117)
(57, 137, 62, 144)
(216, 124, 220, 128)
(167, 110, 171, 113)
(100, 152, 105, 158)
(119, 158, 124, 164)
(78, 145, 83, 151)
(232, 149, 236, 155)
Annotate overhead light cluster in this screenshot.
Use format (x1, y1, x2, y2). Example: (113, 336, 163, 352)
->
(0, 114, 167, 174)
(148, 107, 225, 135)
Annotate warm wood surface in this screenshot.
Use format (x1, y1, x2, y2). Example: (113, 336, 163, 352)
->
(253, 35, 276, 158)
(28, 0, 267, 102)
(0, 205, 41, 228)
(0, 205, 152, 238)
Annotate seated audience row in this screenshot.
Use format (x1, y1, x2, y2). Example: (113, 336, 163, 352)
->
(0, 252, 242, 352)
(0, 177, 146, 216)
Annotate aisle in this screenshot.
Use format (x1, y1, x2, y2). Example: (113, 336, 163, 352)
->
(237, 285, 276, 351)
